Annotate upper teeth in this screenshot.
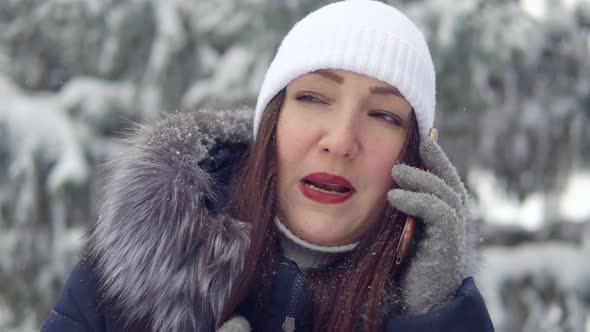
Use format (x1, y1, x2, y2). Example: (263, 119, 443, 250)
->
(305, 182, 346, 194)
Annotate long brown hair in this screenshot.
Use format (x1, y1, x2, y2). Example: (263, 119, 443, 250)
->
(219, 88, 421, 331)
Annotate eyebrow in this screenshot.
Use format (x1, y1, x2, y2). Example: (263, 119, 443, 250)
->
(369, 86, 404, 98)
(312, 69, 344, 84)
(311, 70, 404, 98)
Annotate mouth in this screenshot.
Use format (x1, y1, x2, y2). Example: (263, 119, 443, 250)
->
(300, 172, 355, 204)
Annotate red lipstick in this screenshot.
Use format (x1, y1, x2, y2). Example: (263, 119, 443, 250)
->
(300, 172, 355, 204)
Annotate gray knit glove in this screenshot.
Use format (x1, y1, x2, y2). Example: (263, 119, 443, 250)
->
(388, 136, 467, 315)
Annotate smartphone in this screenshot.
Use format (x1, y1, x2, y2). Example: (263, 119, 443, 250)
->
(393, 128, 438, 266)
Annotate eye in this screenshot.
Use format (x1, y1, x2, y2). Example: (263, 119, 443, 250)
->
(369, 110, 403, 127)
(295, 92, 327, 104)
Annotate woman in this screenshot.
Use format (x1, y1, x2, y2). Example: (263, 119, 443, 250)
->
(42, 1, 494, 331)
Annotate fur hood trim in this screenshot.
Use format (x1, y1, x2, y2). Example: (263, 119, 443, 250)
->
(86, 109, 252, 331)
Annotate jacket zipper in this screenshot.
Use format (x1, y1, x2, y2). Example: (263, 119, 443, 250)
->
(282, 273, 304, 332)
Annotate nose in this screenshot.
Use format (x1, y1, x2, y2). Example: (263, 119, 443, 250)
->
(318, 108, 360, 159)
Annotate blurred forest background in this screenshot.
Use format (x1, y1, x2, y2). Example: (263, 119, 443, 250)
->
(1, 0, 589, 331)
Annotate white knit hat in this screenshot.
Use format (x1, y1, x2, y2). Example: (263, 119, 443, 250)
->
(253, 0, 436, 139)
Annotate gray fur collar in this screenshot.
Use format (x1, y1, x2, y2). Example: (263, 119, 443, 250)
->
(85, 108, 479, 331)
(86, 109, 253, 331)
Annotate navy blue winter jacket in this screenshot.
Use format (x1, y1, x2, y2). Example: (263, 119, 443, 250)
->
(42, 257, 493, 331)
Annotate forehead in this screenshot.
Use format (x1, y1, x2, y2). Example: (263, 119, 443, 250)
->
(290, 69, 405, 98)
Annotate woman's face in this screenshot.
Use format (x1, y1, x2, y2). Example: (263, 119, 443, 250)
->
(276, 69, 413, 246)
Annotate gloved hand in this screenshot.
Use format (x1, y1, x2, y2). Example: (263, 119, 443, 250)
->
(387, 135, 468, 315)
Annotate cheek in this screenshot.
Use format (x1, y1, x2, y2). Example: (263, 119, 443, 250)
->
(277, 115, 306, 167)
(276, 109, 318, 184)
(362, 136, 404, 192)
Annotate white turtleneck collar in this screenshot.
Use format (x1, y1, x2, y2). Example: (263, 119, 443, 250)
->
(274, 217, 359, 269)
